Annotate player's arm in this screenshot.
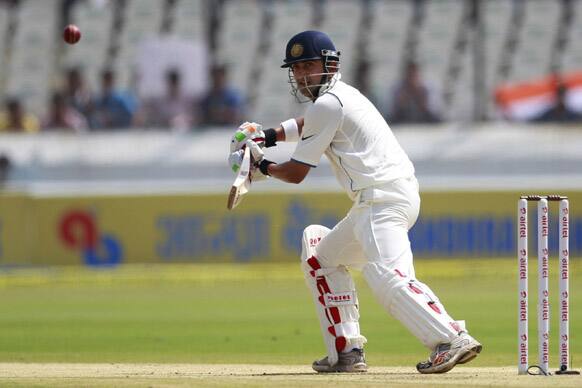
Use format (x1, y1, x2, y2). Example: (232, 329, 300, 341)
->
(258, 103, 339, 184)
(230, 117, 304, 154)
(244, 140, 310, 184)
(238, 117, 308, 183)
(265, 117, 305, 144)
(263, 159, 310, 184)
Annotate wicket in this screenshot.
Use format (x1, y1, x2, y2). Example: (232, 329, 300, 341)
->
(517, 195, 579, 376)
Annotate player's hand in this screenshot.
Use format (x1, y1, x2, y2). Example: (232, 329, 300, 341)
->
(246, 140, 269, 181)
(230, 122, 265, 153)
(227, 139, 266, 175)
(246, 140, 264, 164)
(228, 149, 245, 173)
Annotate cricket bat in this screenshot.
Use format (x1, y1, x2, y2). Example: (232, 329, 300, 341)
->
(227, 146, 252, 210)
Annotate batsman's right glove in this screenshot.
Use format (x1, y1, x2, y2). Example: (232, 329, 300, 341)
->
(230, 122, 265, 153)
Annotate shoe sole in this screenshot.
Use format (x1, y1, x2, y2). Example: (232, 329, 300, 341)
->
(458, 343, 483, 364)
(418, 342, 482, 374)
(313, 363, 368, 373)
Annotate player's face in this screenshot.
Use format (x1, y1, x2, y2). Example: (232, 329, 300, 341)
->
(291, 60, 325, 97)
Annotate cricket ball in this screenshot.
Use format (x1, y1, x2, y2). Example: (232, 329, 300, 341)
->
(63, 24, 81, 45)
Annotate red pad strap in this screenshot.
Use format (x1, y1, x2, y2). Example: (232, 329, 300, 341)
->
(308, 255, 346, 352)
(307, 256, 321, 278)
(408, 283, 424, 294)
(329, 307, 341, 324)
(328, 326, 336, 336)
(307, 256, 321, 270)
(394, 269, 406, 278)
(335, 337, 347, 352)
(428, 301, 441, 314)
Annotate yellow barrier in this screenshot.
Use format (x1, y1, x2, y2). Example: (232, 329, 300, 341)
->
(1, 191, 581, 266)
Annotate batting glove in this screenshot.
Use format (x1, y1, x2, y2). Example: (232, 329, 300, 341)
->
(246, 140, 264, 163)
(228, 149, 245, 173)
(246, 140, 274, 181)
(230, 122, 265, 153)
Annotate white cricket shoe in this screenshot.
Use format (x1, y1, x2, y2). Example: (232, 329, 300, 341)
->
(416, 332, 482, 374)
(312, 348, 368, 373)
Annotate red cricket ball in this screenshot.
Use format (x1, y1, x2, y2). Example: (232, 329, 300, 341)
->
(63, 24, 81, 45)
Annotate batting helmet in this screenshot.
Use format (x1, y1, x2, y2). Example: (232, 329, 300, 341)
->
(282, 31, 341, 102)
(281, 30, 340, 68)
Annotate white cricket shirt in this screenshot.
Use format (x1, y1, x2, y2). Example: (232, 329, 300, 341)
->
(291, 77, 415, 201)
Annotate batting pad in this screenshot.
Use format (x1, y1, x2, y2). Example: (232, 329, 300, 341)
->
(363, 262, 460, 349)
(301, 225, 367, 366)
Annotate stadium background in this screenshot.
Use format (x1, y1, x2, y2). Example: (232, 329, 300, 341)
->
(1, 0, 581, 266)
(1, 0, 582, 383)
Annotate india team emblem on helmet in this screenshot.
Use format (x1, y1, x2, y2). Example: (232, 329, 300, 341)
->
(291, 43, 304, 58)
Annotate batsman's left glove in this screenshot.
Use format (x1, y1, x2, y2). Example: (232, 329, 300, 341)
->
(246, 140, 273, 181)
(228, 149, 245, 173)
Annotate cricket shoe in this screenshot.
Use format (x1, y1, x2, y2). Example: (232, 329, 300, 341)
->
(416, 332, 482, 374)
(312, 348, 368, 373)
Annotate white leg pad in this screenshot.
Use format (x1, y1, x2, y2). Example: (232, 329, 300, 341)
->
(363, 262, 461, 349)
(301, 225, 367, 366)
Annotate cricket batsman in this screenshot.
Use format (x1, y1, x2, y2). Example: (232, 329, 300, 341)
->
(228, 30, 482, 373)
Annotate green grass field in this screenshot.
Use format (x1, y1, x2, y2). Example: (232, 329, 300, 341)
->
(1, 258, 581, 371)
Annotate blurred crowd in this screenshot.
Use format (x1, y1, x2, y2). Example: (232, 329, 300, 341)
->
(3, 58, 580, 134)
(0, 64, 246, 133)
(1, 0, 581, 133)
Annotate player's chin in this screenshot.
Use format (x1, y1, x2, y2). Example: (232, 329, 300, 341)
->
(298, 86, 315, 98)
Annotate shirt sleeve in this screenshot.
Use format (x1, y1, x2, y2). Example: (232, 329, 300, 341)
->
(291, 95, 343, 167)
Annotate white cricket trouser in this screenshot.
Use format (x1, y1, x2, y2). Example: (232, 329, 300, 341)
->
(314, 176, 461, 350)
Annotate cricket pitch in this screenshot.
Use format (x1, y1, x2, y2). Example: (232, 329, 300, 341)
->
(0, 364, 580, 387)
